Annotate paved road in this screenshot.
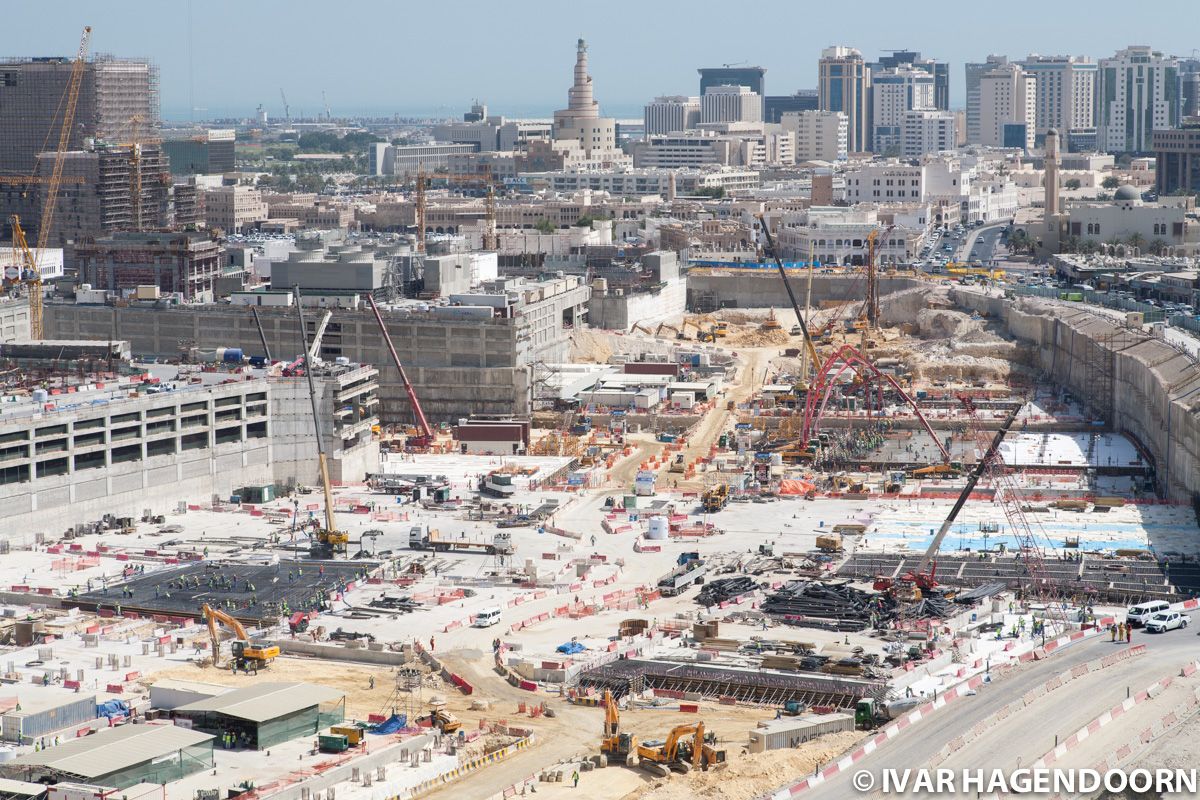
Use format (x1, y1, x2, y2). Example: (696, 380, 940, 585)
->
(959, 221, 1009, 263)
(801, 630, 1199, 799)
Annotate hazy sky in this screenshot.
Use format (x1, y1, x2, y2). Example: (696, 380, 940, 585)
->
(3, 0, 1197, 120)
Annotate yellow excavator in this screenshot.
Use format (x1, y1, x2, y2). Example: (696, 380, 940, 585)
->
(600, 690, 637, 765)
(635, 721, 725, 777)
(201, 604, 280, 673)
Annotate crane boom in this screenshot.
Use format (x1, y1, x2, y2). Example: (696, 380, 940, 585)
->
(755, 214, 820, 377)
(915, 403, 1021, 574)
(250, 306, 272, 361)
(293, 288, 341, 551)
(365, 294, 433, 440)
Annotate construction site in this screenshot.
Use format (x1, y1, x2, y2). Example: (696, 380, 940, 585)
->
(2, 21, 1200, 800)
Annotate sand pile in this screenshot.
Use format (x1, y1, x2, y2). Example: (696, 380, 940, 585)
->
(622, 730, 864, 800)
(725, 328, 791, 348)
(570, 329, 616, 363)
(916, 308, 986, 340)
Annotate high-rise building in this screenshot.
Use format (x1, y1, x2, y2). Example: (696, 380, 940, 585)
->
(869, 50, 949, 110)
(643, 96, 700, 135)
(978, 62, 1036, 150)
(1180, 59, 1200, 118)
(1019, 55, 1097, 139)
(1153, 121, 1200, 196)
(1097, 46, 1181, 154)
(818, 46, 870, 153)
(553, 39, 619, 159)
(902, 110, 956, 158)
(700, 85, 762, 125)
(162, 129, 236, 176)
(965, 55, 1008, 144)
(698, 66, 766, 97)
(870, 66, 935, 153)
(779, 110, 848, 162)
(763, 90, 819, 124)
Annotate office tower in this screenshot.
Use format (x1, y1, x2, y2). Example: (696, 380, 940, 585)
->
(644, 96, 701, 135)
(698, 66, 766, 97)
(965, 55, 1008, 144)
(978, 62, 1036, 150)
(1019, 55, 1097, 138)
(869, 50, 949, 110)
(1097, 46, 1181, 153)
(871, 66, 935, 152)
(700, 85, 762, 124)
(819, 46, 870, 153)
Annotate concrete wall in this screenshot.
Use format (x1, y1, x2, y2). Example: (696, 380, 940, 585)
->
(43, 303, 543, 424)
(589, 278, 687, 331)
(0, 298, 31, 342)
(954, 289, 1200, 504)
(687, 273, 924, 309)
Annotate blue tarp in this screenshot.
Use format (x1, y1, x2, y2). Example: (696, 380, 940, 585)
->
(556, 641, 586, 655)
(370, 714, 407, 734)
(96, 699, 129, 719)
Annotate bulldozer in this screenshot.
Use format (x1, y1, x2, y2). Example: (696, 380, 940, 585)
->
(635, 721, 725, 777)
(418, 698, 462, 734)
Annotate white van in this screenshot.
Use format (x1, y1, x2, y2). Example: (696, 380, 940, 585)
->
(1127, 600, 1170, 627)
(473, 607, 502, 628)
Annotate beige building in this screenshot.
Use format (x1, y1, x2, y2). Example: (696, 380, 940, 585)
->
(204, 186, 268, 233)
(553, 39, 621, 161)
(979, 63, 1036, 150)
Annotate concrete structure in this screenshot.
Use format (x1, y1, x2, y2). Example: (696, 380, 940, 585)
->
(630, 129, 788, 168)
(819, 46, 870, 153)
(780, 110, 848, 162)
(902, 110, 956, 158)
(0, 55, 157, 177)
(844, 156, 1020, 224)
(764, 90, 819, 124)
(0, 247, 63, 282)
(0, 343, 379, 535)
(162, 129, 236, 175)
(698, 66, 766, 97)
(204, 185, 268, 234)
(0, 297, 30, 342)
(1019, 56, 1097, 138)
(1154, 121, 1200, 196)
(2, 144, 170, 250)
(526, 166, 759, 196)
(643, 96, 700, 135)
(869, 50, 949, 111)
(74, 231, 223, 301)
(701, 85, 762, 125)
(553, 40, 620, 161)
(965, 55, 1009, 144)
(432, 109, 553, 154)
(1097, 46, 1181, 154)
(870, 66, 935, 153)
(43, 275, 590, 425)
(773, 205, 927, 265)
(978, 62, 1036, 150)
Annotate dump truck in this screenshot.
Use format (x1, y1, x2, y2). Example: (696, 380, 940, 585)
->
(658, 555, 707, 597)
(855, 697, 924, 729)
(409, 526, 514, 555)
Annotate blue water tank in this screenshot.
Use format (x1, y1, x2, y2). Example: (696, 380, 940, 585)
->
(222, 348, 244, 363)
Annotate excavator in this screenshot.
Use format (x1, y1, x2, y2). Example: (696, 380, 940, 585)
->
(635, 721, 725, 776)
(599, 690, 637, 765)
(680, 319, 713, 342)
(202, 604, 280, 673)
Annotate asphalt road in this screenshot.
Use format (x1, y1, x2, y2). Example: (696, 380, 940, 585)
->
(801, 629, 1200, 799)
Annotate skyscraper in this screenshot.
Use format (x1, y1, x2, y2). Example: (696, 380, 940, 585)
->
(1097, 46, 1181, 154)
(700, 85, 762, 124)
(978, 62, 1036, 151)
(1019, 55, 1097, 140)
(819, 46, 870, 153)
(763, 91, 819, 124)
(965, 55, 1008, 144)
(643, 96, 700, 135)
(698, 66, 766, 97)
(869, 50, 949, 111)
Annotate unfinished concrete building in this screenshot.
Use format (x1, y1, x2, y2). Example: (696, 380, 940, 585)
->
(74, 231, 223, 301)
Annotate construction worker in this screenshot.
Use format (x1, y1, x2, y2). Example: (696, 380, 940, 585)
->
(429, 636, 435, 652)
(1118, 621, 1126, 641)
(572, 770, 580, 789)
(1126, 624, 1132, 644)
(1110, 623, 1118, 642)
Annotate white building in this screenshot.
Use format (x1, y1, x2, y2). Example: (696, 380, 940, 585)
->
(978, 63, 1036, 150)
(644, 96, 700, 135)
(844, 156, 1020, 224)
(553, 39, 622, 160)
(1020, 55, 1097, 136)
(965, 55, 1009, 144)
(871, 66, 935, 153)
(779, 110, 848, 162)
(1097, 46, 1181, 154)
(432, 117, 553, 153)
(701, 85, 763, 125)
(630, 129, 791, 168)
(1066, 187, 1198, 249)
(0, 247, 64, 281)
(524, 167, 759, 196)
(774, 205, 928, 265)
(902, 110, 956, 158)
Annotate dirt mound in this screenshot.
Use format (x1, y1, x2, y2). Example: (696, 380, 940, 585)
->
(570, 329, 615, 363)
(916, 308, 985, 340)
(724, 328, 791, 348)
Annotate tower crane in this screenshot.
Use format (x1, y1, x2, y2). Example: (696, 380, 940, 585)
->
(8, 26, 91, 340)
(280, 88, 291, 122)
(322, 90, 332, 121)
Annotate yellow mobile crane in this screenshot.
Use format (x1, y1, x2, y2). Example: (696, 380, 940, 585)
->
(293, 288, 348, 558)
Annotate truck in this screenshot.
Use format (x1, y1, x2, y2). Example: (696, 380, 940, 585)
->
(701, 483, 729, 513)
(408, 525, 514, 555)
(854, 697, 924, 730)
(657, 554, 707, 597)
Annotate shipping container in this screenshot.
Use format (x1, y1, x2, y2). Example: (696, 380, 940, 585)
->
(747, 713, 854, 753)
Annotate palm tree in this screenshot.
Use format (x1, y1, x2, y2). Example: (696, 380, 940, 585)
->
(1149, 239, 1168, 256)
(1127, 233, 1145, 251)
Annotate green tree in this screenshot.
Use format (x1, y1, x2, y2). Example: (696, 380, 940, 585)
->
(1101, 176, 1121, 190)
(533, 218, 556, 234)
(1064, 178, 1081, 190)
(693, 186, 725, 198)
(575, 215, 595, 228)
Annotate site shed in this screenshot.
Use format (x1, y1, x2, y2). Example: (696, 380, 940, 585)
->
(172, 682, 345, 749)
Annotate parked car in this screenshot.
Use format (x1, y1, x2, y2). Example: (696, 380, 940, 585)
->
(1144, 611, 1189, 633)
(1127, 600, 1171, 627)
